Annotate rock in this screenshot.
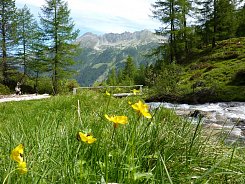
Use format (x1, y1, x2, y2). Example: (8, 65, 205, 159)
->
(189, 110, 204, 118)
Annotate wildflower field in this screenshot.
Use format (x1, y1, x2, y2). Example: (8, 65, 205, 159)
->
(0, 90, 245, 183)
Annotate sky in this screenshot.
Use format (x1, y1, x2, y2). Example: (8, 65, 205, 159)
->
(15, 0, 161, 36)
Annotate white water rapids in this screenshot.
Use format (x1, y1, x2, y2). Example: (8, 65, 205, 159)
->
(149, 102, 245, 143)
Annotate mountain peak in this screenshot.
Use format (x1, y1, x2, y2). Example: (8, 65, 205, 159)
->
(76, 30, 161, 50)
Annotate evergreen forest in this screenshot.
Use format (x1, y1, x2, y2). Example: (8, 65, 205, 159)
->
(0, 0, 79, 95)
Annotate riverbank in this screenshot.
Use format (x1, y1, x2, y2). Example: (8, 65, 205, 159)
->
(145, 86, 245, 104)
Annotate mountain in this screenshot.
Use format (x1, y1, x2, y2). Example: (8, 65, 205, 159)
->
(74, 30, 162, 86)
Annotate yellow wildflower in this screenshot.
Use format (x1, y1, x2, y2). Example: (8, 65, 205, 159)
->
(10, 144, 24, 163)
(131, 100, 152, 119)
(105, 114, 128, 128)
(105, 91, 111, 96)
(18, 161, 28, 174)
(78, 132, 97, 144)
(131, 89, 140, 95)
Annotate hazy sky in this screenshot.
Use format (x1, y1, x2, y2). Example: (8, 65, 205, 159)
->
(15, 0, 161, 36)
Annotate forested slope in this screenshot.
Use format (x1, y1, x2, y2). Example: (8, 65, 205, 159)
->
(147, 37, 245, 104)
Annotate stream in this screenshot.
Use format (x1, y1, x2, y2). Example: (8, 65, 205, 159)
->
(149, 102, 245, 144)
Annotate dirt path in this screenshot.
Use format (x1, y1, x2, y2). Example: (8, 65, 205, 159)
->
(0, 94, 50, 103)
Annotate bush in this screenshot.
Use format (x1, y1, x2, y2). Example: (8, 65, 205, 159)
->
(37, 78, 53, 94)
(59, 79, 80, 94)
(0, 83, 11, 95)
(231, 69, 245, 86)
(153, 63, 181, 96)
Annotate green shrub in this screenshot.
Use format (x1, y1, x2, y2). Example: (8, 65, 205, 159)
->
(0, 83, 11, 94)
(59, 79, 80, 94)
(37, 77, 53, 94)
(231, 69, 245, 86)
(153, 63, 181, 96)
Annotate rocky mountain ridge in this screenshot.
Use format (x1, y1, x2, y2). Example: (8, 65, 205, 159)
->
(76, 29, 161, 50)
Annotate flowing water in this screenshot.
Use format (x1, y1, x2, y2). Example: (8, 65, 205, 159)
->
(149, 102, 245, 144)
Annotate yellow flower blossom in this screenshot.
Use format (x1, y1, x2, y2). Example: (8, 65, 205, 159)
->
(105, 114, 128, 128)
(131, 89, 140, 95)
(10, 144, 28, 174)
(131, 100, 152, 119)
(10, 144, 24, 163)
(105, 91, 111, 96)
(18, 161, 28, 174)
(78, 132, 97, 144)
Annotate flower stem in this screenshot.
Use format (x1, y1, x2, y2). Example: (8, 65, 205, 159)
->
(2, 169, 18, 184)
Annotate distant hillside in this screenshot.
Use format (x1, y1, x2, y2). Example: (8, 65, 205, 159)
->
(74, 30, 162, 86)
(147, 37, 245, 103)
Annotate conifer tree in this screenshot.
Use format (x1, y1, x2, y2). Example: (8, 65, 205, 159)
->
(123, 56, 137, 79)
(152, 0, 177, 63)
(107, 67, 117, 86)
(152, 0, 192, 63)
(236, 5, 245, 37)
(121, 56, 137, 85)
(195, 0, 213, 46)
(216, 0, 237, 40)
(40, 0, 79, 94)
(0, 0, 17, 85)
(16, 5, 40, 76)
(175, 0, 192, 60)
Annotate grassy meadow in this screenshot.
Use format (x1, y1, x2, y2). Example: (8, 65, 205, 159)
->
(1, 91, 245, 183)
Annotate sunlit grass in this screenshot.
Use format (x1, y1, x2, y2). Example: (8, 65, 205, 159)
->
(0, 90, 245, 183)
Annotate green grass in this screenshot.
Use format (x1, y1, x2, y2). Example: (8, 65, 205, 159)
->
(1, 91, 245, 183)
(175, 37, 245, 102)
(146, 37, 245, 103)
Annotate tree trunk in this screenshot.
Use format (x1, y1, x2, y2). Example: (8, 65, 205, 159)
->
(1, 3, 8, 84)
(212, 0, 217, 48)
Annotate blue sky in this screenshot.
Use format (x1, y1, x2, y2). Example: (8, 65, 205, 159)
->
(15, 0, 161, 36)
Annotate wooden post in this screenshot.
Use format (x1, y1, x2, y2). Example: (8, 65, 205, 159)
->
(139, 85, 143, 94)
(73, 88, 77, 95)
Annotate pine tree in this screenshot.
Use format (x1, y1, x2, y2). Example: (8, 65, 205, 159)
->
(236, 4, 245, 36)
(195, 0, 237, 47)
(117, 69, 124, 85)
(152, 0, 192, 63)
(40, 0, 79, 94)
(175, 0, 192, 60)
(16, 5, 40, 76)
(145, 64, 156, 87)
(152, 0, 177, 63)
(216, 0, 237, 40)
(122, 56, 137, 85)
(28, 27, 49, 93)
(0, 0, 17, 85)
(107, 67, 117, 86)
(134, 64, 146, 85)
(195, 0, 213, 46)
(212, 0, 217, 48)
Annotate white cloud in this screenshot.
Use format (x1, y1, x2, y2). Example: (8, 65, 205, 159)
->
(15, 0, 160, 35)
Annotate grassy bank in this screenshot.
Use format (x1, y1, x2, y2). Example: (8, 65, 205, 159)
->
(0, 91, 245, 183)
(146, 37, 245, 104)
